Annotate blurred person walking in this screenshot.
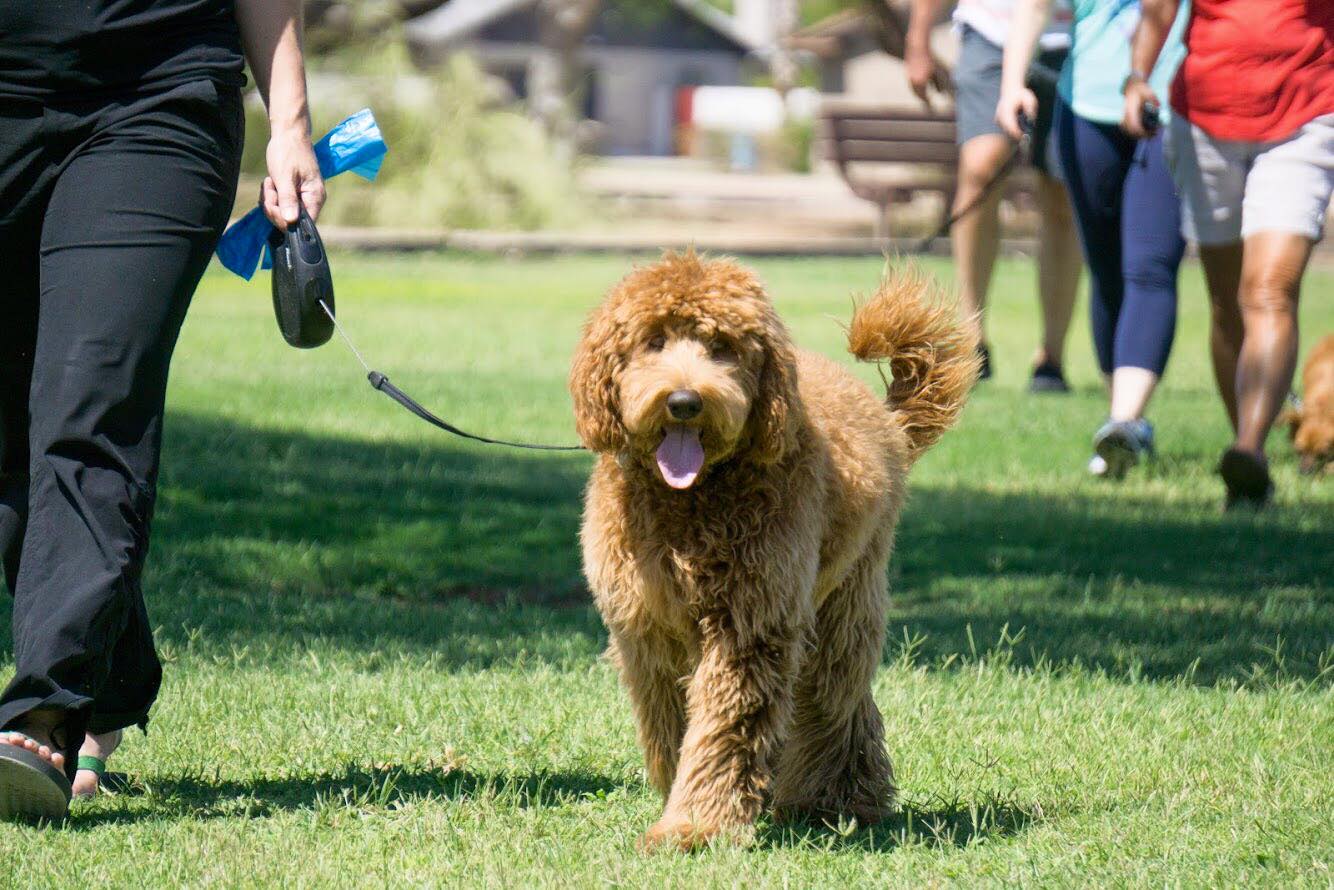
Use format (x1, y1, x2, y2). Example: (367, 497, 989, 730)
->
(1124, 0, 1334, 508)
(906, 0, 1083, 391)
(997, 0, 1189, 478)
(0, 0, 324, 820)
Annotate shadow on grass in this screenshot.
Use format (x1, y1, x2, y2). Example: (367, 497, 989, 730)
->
(761, 793, 1045, 852)
(66, 763, 624, 829)
(1, 411, 1329, 683)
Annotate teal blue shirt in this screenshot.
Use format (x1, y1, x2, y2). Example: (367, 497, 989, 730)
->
(1057, 0, 1189, 125)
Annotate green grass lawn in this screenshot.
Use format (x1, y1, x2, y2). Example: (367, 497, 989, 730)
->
(4, 251, 1331, 886)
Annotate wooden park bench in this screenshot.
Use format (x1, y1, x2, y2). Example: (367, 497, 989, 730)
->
(819, 98, 1034, 240)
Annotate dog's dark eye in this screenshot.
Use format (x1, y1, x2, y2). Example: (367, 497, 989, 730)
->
(709, 340, 736, 362)
(647, 335, 666, 352)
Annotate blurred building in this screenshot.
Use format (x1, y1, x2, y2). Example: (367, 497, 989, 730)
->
(406, 0, 762, 156)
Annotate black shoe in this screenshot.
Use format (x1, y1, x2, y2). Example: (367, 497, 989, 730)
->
(976, 343, 992, 381)
(1029, 360, 1069, 394)
(1219, 448, 1273, 510)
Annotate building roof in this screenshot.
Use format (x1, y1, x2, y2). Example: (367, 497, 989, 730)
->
(406, 0, 761, 53)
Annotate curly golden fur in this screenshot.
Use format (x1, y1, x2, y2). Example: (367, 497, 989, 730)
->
(570, 253, 980, 850)
(1283, 333, 1334, 475)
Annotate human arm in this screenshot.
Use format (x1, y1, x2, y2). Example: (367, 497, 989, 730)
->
(905, 0, 944, 107)
(1121, 0, 1181, 137)
(234, 0, 326, 226)
(996, 0, 1053, 139)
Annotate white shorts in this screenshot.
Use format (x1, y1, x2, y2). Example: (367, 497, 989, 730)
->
(1166, 113, 1334, 245)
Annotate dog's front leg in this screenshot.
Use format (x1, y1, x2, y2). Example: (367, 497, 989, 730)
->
(640, 610, 802, 851)
(609, 631, 688, 796)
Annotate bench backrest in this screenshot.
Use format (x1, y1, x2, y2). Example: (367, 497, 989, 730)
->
(820, 101, 958, 168)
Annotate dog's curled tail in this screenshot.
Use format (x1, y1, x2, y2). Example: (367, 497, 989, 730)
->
(847, 267, 982, 455)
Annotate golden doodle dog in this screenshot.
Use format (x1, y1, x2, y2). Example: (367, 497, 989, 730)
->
(569, 252, 979, 850)
(1283, 333, 1334, 474)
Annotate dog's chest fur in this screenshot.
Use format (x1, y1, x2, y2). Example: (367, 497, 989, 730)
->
(582, 450, 823, 644)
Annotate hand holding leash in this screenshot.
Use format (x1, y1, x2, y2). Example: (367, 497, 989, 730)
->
(1122, 77, 1161, 139)
(996, 86, 1038, 141)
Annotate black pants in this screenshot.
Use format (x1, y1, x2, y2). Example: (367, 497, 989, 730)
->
(0, 79, 242, 775)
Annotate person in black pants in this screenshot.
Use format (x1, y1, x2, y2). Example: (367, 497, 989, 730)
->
(0, 0, 325, 820)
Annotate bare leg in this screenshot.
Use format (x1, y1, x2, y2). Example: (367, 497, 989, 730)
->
(1234, 231, 1312, 456)
(1199, 242, 1245, 431)
(1109, 367, 1161, 422)
(951, 135, 1011, 347)
(1035, 172, 1081, 369)
(772, 539, 895, 825)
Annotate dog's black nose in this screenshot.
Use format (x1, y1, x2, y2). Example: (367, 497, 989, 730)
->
(667, 389, 703, 421)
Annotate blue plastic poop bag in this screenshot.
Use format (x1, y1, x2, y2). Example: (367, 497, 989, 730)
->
(216, 108, 387, 279)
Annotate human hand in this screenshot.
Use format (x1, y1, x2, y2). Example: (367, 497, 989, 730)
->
(905, 43, 936, 107)
(1121, 79, 1160, 139)
(996, 85, 1038, 140)
(262, 125, 325, 228)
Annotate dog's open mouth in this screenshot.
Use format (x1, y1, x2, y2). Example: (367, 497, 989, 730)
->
(656, 425, 705, 489)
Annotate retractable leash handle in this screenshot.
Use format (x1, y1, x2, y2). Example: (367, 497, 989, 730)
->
(269, 205, 335, 349)
(1140, 100, 1162, 136)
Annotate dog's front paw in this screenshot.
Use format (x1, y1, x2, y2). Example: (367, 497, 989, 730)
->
(639, 815, 752, 853)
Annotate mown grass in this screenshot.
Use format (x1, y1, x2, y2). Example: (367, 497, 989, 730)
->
(3, 251, 1331, 886)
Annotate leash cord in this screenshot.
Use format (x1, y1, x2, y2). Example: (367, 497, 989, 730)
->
(319, 300, 587, 452)
(914, 134, 1027, 253)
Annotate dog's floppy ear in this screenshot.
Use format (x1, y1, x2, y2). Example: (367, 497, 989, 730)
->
(747, 315, 801, 465)
(569, 304, 627, 453)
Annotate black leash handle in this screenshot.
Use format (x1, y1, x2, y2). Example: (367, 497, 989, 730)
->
(366, 371, 586, 452)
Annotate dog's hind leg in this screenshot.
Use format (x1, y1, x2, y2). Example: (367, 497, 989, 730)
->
(609, 633, 687, 797)
(771, 537, 896, 826)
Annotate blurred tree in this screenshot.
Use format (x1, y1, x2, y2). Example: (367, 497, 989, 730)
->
(860, 0, 953, 93)
(299, 0, 951, 154)
(303, 0, 600, 157)
(531, 0, 603, 162)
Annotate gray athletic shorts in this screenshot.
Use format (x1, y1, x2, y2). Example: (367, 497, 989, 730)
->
(954, 24, 1066, 176)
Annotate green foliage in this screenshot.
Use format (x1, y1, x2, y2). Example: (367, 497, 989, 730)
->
(779, 117, 816, 171)
(2, 253, 1331, 884)
(703, 0, 860, 26)
(242, 45, 584, 231)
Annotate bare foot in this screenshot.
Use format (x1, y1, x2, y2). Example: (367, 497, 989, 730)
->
(72, 729, 123, 798)
(1, 710, 67, 772)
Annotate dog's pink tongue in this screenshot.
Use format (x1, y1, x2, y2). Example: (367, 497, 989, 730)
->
(656, 426, 705, 489)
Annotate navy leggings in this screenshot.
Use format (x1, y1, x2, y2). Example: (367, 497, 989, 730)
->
(1055, 98, 1184, 376)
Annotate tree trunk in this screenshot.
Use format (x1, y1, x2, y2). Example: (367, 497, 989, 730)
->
(532, 0, 602, 163)
(770, 0, 799, 93)
(861, 0, 953, 94)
